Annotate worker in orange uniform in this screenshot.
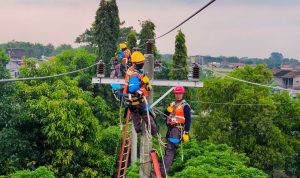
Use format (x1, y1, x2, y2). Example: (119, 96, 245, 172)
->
(159, 86, 191, 177)
(118, 43, 131, 77)
(123, 51, 158, 135)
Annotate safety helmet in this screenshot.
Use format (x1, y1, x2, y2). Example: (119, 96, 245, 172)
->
(131, 51, 145, 63)
(119, 43, 127, 49)
(173, 86, 185, 94)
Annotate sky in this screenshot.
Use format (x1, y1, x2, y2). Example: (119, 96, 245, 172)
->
(0, 0, 300, 59)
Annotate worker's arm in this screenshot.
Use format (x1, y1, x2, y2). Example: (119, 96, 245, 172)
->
(141, 75, 152, 91)
(184, 105, 191, 132)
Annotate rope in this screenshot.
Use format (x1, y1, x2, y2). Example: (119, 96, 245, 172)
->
(118, 99, 124, 130)
(157, 133, 168, 177)
(180, 128, 184, 162)
(0, 63, 98, 83)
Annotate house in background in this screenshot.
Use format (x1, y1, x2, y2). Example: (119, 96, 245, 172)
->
(6, 48, 27, 77)
(220, 61, 245, 69)
(280, 64, 300, 71)
(272, 69, 300, 98)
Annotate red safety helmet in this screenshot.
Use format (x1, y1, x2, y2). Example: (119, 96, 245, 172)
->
(173, 86, 185, 94)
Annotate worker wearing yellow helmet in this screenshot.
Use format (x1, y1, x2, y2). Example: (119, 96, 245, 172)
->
(123, 51, 158, 135)
(113, 43, 131, 78)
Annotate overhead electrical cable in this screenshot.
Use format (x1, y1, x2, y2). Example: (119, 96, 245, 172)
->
(0, 63, 97, 83)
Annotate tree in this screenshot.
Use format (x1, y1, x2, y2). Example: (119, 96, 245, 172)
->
(126, 141, 267, 178)
(0, 166, 55, 178)
(94, 0, 120, 74)
(171, 141, 267, 178)
(118, 22, 134, 44)
(193, 65, 295, 175)
(0, 49, 121, 177)
(0, 41, 55, 58)
(169, 30, 188, 80)
(126, 31, 137, 50)
(138, 20, 159, 57)
(15, 60, 120, 177)
(270, 52, 283, 62)
(0, 48, 10, 78)
(51, 44, 73, 56)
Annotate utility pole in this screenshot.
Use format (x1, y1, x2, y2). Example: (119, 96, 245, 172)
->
(140, 39, 154, 178)
(131, 47, 139, 167)
(131, 127, 137, 166)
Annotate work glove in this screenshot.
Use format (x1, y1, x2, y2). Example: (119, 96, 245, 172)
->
(183, 131, 189, 142)
(145, 83, 152, 91)
(167, 105, 174, 113)
(142, 75, 150, 84)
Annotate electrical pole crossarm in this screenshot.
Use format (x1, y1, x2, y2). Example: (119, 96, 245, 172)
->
(92, 77, 203, 87)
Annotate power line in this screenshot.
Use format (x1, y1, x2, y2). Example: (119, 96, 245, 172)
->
(159, 64, 300, 93)
(189, 100, 293, 106)
(0, 63, 97, 83)
(155, 0, 216, 40)
(138, 0, 216, 48)
(203, 67, 300, 92)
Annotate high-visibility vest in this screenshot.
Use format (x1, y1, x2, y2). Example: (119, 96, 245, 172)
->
(123, 67, 148, 97)
(122, 49, 131, 63)
(167, 100, 189, 125)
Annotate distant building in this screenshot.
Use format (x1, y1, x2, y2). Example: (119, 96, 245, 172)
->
(273, 69, 300, 98)
(208, 62, 220, 68)
(220, 62, 245, 69)
(280, 64, 300, 71)
(6, 48, 27, 77)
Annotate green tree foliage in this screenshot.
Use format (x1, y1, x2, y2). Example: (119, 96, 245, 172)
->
(126, 141, 267, 178)
(126, 31, 137, 50)
(169, 30, 188, 80)
(75, 28, 97, 47)
(51, 44, 73, 56)
(194, 65, 297, 175)
(118, 22, 134, 44)
(138, 20, 160, 57)
(0, 49, 121, 177)
(0, 48, 9, 69)
(171, 141, 267, 178)
(94, 0, 120, 71)
(0, 50, 24, 174)
(0, 166, 55, 178)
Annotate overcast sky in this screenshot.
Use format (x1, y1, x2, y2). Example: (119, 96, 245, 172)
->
(0, 0, 300, 59)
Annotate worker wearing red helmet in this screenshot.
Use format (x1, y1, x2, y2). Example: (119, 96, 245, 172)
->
(160, 86, 191, 177)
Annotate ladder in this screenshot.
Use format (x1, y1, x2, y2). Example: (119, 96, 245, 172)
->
(117, 110, 132, 178)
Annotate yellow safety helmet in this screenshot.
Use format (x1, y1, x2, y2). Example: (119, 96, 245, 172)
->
(131, 51, 145, 63)
(119, 43, 127, 49)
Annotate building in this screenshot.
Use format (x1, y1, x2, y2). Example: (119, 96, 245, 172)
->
(6, 48, 27, 77)
(273, 70, 300, 89)
(220, 61, 245, 68)
(273, 69, 300, 98)
(280, 64, 300, 71)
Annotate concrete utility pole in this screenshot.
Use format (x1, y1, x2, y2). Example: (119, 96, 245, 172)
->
(131, 127, 137, 166)
(140, 40, 154, 178)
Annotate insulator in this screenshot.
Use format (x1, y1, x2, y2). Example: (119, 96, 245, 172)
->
(97, 60, 105, 78)
(192, 63, 200, 79)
